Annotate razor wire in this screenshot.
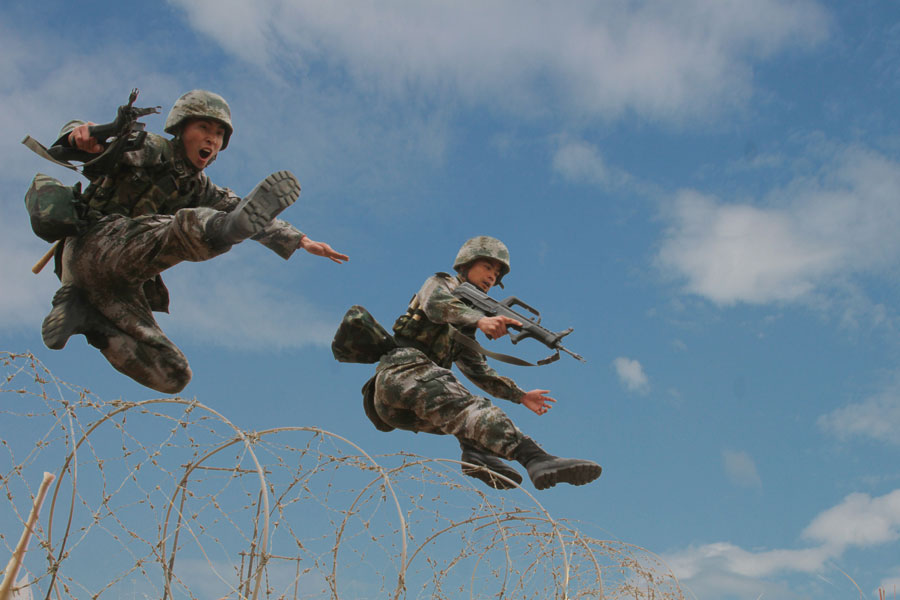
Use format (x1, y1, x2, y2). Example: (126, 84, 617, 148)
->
(0, 351, 685, 599)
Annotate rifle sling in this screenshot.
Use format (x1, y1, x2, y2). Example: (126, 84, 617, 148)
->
(450, 328, 560, 367)
(21, 136, 81, 172)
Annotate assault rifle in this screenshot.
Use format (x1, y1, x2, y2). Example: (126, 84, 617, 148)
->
(46, 88, 162, 174)
(452, 282, 586, 365)
(23, 89, 162, 274)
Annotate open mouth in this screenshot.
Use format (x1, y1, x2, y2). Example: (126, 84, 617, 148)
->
(198, 148, 212, 160)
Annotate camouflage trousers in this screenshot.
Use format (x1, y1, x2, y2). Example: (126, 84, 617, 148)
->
(374, 348, 525, 459)
(60, 208, 230, 393)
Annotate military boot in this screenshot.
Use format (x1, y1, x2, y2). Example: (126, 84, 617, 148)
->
(512, 437, 602, 490)
(209, 170, 300, 246)
(42, 284, 107, 350)
(459, 439, 523, 490)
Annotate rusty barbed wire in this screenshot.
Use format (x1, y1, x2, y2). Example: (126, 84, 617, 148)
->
(1, 351, 686, 599)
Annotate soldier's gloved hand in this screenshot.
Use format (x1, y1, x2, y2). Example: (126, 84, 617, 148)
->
(521, 389, 555, 415)
(298, 236, 349, 264)
(68, 122, 103, 154)
(477, 315, 521, 339)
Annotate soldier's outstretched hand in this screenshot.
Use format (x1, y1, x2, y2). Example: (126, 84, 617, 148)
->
(68, 122, 103, 153)
(477, 315, 522, 339)
(299, 236, 349, 263)
(521, 389, 555, 416)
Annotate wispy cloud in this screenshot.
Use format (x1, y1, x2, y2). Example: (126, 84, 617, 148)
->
(0, 203, 60, 332)
(657, 144, 900, 311)
(722, 449, 762, 489)
(818, 377, 900, 446)
(802, 489, 900, 548)
(162, 260, 338, 350)
(612, 356, 649, 394)
(551, 138, 634, 189)
(666, 488, 900, 599)
(171, 0, 828, 125)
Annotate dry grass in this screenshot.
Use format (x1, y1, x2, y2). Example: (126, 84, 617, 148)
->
(0, 351, 685, 599)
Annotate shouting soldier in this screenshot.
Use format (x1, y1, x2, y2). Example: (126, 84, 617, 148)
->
(29, 90, 348, 393)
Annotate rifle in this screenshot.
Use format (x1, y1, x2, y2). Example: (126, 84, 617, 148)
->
(452, 282, 586, 365)
(46, 88, 162, 173)
(23, 89, 161, 274)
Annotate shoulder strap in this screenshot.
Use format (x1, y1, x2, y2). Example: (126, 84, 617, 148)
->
(21, 136, 81, 172)
(450, 327, 541, 367)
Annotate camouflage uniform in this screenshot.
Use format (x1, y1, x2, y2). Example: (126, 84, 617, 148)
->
(364, 237, 601, 491)
(374, 272, 527, 459)
(48, 121, 304, 393)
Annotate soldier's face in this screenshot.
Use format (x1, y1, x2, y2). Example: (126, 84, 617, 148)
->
(181, 118, 226, 169)
(465, 259, 503, 292)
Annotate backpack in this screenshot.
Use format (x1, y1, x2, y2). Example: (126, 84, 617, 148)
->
(332, 305, 398, 432)
(331, 305, 397, 364)
(24, 173, 86, 243)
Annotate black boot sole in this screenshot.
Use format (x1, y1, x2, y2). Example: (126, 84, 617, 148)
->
(531, 462, 602, 490)
(235, 170, 300, 236)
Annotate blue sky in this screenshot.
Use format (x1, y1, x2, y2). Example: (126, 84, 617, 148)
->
(2, 1, 900, 598)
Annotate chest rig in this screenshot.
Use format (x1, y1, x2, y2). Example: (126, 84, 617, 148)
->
(82, 138, 204, 220)
(392, 273, 462, 368)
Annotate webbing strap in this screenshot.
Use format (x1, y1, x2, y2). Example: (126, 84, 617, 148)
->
(21, 136, 81, 172)
(450, 328, 561, 367)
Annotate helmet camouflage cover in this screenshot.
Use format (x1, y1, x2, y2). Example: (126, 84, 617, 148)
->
(164, 90, 234, 149)
(453, 236, 510, 284)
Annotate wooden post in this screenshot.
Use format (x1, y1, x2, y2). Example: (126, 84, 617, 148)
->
(0, 472, 56, 600)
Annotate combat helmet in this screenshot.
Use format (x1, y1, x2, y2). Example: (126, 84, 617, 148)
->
(164, 90, 234, 149)
(453, 236, 510, 286)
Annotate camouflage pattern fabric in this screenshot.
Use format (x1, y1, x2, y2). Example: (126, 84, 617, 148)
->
(59, 208, 229, 393)
(374, 348, 525, 458)
(24, 173, 85, 242)
(373, 273, 527, 457)
(392, 273, 482, 368)
(332, 305, 397, 363)
(164, 90, 234, 149)
(40, 121, 306, 392)
(453, 236, 510, 286)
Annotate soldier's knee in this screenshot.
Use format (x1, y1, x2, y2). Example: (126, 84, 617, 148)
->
(153, 365, 192, 394)
(146, 357, 192, 394)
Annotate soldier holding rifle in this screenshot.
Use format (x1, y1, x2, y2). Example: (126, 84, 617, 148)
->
(25, 89, 347, 393)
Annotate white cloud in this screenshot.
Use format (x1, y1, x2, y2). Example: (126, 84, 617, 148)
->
(551, 138, 633, 189)
(665, 488, 900, 599)
(818, 383, 900, 446)
(722, 449, 762, 489)
(657, 144, 900, 307)
(657, 190, 838, 304)
(0, 19, 423, 346)
(170, 0, 829, 124)
(802, 490, 900, 548)
(668, 542, 836, 579)
(612, 357, 649, 393)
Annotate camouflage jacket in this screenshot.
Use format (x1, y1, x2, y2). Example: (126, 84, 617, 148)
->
(58, 123, 305, 259)
(55, 125, 305, 312)
(391, 272, 525, 403)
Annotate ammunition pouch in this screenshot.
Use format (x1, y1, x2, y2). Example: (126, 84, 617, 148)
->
(24, 174, 87, 242)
